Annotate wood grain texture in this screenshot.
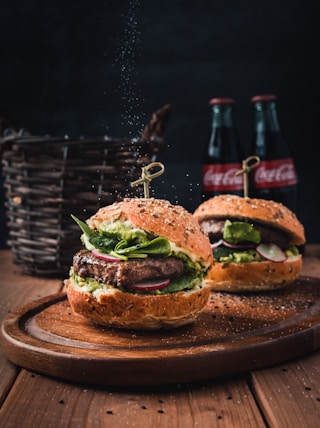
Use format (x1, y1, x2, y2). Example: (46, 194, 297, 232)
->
(301, 256, 320, 278)
(250, 349, 320, 428)
(1, 277, 320, 386)
(0, 251, 63, 405)
(0, 370, 267, 428)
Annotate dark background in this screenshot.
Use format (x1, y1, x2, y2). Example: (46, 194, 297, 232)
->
(1, 0, 319, 246)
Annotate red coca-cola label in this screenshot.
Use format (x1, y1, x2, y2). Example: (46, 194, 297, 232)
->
(202, 163, 243, 191)
(253, 158, 297, 189)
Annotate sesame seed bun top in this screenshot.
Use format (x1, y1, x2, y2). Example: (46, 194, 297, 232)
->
(193, 194, 305, 246)
(87, 198, 213, 268)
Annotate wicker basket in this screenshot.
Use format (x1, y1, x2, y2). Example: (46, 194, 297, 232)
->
(0, 133, 160, 277)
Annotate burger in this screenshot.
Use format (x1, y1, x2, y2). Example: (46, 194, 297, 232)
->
(65, 198, 213, 330)
(193, 194, 306, 292)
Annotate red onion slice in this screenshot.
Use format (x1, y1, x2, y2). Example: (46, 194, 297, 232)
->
(128, 278, 171, 291)
(211, 239, 256, 250)
(211, 239, 223, 249)
(221, 240, 256, 249)
(92, 249, 122, 262)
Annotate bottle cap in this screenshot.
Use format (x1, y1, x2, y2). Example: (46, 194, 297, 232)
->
(251, 94, 277, 103)
(209, 97, 235, 106)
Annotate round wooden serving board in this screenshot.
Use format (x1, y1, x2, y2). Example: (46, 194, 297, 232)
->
(1, 276, 320, 386)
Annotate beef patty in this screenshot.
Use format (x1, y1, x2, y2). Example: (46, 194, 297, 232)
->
(200, 217, 291, 249)
(73, 249, 184, 287)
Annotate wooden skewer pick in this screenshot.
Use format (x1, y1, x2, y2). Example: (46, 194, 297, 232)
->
(235, 156, 260, 197)
(131, 162, 165, 198)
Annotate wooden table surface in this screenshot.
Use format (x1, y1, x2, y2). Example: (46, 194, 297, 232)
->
(0, 247, 320, 428)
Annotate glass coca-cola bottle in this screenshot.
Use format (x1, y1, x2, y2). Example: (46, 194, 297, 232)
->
(248, 94, 298, 213)
(201, 97, 244, 200)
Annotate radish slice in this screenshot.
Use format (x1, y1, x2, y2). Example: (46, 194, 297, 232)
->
(211, 239, 223, 249)
(128, 278, 170, 292)
(222, 240, 256, 249)
(256, 243, 287, 262)
(92, 249, 122, 262)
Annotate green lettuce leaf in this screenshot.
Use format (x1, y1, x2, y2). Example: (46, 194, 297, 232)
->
(71, 214, 171, 260)
(223, 219, 261, 244)
(115, 237, 171, 258)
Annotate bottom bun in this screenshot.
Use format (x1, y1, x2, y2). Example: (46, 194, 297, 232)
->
(65, 278, 211, 330)
(205, 255, 302, 292)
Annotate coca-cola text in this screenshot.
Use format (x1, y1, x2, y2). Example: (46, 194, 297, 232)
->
(253, 158, 297, 189)
(202, 163, 243, 191)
